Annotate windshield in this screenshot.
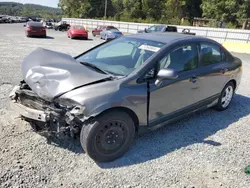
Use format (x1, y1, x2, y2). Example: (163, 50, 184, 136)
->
(76, 37, 165, 76)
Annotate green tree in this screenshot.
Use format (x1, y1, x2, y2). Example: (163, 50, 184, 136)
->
(58, 0, 203, 25)
(0, 2, 62, 18)
(201, 0, 250, 26)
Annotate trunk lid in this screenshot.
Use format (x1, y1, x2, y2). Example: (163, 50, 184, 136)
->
(21, 48, 111, 101)
(74, 29, 87, 34)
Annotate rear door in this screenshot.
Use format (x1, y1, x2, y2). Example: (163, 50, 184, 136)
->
(195, 42, 228, 100)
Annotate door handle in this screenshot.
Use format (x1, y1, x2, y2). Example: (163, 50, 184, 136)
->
(220, 68, 228, 74)
(189, 76, 198, 83)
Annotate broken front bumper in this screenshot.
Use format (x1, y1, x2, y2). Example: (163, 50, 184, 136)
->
(10, 100, 47, 122)
(9, 85, 48, 122)
(9, 85, 83, 135)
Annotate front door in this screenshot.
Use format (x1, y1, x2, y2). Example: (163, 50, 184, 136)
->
(148, 43, 201, 125)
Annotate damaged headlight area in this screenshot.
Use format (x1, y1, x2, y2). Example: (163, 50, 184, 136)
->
(53, 98, 87, 137)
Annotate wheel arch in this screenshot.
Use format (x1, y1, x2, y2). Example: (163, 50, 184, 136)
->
(229, 79, 237, 90)
(93, 107, 140, 133)
(224, 79, 236, 91)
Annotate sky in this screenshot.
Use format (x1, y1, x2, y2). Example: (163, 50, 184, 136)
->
(2, 0, 60, 8)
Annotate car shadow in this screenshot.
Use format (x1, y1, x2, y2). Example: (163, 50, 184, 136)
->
(44, 36, 54, 39)
(28, 36, 54, 39)
(40, 94, 250, 166)
(40, 133, 84, 154)
(71, 38, 93, 41)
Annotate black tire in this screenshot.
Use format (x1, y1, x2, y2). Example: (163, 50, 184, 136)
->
(214, 81, 235, 111)
(80, 111, 136, 162)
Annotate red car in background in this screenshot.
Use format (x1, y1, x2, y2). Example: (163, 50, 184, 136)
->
(24, 21, 46, 38)
(92, 25, 116, 37)
(67, 25, 88, 40)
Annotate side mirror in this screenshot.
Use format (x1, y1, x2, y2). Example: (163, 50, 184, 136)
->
(155, 69, 178, 86)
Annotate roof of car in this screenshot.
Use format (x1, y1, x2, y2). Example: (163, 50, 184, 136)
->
(127, 32, 207, 43)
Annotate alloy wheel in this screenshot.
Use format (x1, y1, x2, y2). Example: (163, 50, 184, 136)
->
(221, 85, 234, 108)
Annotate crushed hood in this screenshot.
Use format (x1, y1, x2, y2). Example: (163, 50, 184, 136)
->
(21, 48, 110, 101)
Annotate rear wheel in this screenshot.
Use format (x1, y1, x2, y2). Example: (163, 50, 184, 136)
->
(214, 81, 235, 111)
(80, 111, 136, 162)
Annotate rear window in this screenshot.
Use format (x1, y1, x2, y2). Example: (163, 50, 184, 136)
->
(109, 29, 119, 32)
(106, 26, 117, 30)
(166, 26, 177, 32)
(27, 22, 43, 27)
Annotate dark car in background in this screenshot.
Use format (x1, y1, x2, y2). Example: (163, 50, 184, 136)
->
(92, 25, 116, 37)
(10, 33, 242, 162)
(100, 27, 123, 40)
(55, 21, 70, 31)
(45, 22, 53, 29)
(138, 24, 196, 35)
(137, 24, 177, 33)
(24, 21, 46, 38)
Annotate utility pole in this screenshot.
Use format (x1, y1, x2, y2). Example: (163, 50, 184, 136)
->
(104, 0, 107, 19)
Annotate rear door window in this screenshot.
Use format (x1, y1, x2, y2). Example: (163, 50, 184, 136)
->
(200, 43, 222, 66)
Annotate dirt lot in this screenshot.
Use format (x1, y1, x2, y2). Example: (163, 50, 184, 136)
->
(0, 23, 250, 188)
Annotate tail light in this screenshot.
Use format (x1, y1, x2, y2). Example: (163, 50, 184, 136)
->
(42, 27, 46, 31)
(27, 25, 32, 30)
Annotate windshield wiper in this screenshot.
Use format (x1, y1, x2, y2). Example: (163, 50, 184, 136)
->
(80, 61, 108, 75)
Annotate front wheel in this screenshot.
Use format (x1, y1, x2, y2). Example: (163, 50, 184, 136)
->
(80, 111, 136, 162)
(214, 81, 235, 111)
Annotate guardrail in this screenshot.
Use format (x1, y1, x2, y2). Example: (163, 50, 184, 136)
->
(62, 18, 250, 44)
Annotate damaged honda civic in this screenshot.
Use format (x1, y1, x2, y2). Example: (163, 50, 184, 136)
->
(9, 33, 242, 162)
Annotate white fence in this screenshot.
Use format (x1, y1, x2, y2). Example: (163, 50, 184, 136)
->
(62, 18, 250, 44)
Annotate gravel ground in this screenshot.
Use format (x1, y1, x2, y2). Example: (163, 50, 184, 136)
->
(0, 23, 250, 188)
